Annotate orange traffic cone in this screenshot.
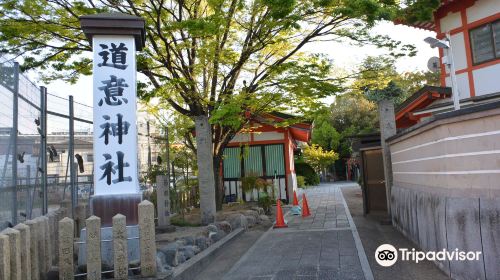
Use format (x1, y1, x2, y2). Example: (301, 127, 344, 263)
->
(274, 199, 288, 228)
(302, 193, 311, 217)
(293, 190, 299, 206)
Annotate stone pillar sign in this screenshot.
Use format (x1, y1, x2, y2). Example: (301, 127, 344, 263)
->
(80, 13, 146, 226)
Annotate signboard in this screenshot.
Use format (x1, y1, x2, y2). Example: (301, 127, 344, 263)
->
(92, 35, 139, 195)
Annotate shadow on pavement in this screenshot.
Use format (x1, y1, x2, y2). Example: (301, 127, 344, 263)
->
(341, 184, 449, 280)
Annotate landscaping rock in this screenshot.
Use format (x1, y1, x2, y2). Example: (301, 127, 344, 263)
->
(251, 207, 265, 215)
(206, 224, 218, 233)
(175, 239, 187, 246)
(245, 215, 256, 227)
(258, 215, 271, 224)
(215, 221, 232, 234)
(195, 236, 209, 251)
(179, 245, 196, 260)
(192, 245, 201, 255)
(228, 213, 248, 229)
(243, 210, 259, 219)
(158, 244, 179, 267)
(162, 241, 180, 251)
(177, 252, 187, 264)
(157, 257, 172, 274)
(209, 230, 226, 243)
(179, 236, 195, 246)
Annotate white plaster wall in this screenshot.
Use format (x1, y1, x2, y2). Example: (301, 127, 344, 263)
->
(253, 131, 284, 141)
(230, 133, 251, 143)
(467, 0, 500, 23)
(456, 72, 471, 99)
(450, 32, 468, 71)
(444, 73, 470, 100)
(440, 11, 462, 33)
(473, 63, 500, 96)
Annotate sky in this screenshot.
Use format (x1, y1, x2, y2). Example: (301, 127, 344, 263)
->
(35, 20, 438, 107)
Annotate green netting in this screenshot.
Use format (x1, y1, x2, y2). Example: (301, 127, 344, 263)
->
(265, 144, 285, 176)
(244, 146, 263, 176)
(223, 147, 241, 178)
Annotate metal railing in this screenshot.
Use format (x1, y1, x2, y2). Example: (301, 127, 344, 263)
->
(0, 56, 166, 230)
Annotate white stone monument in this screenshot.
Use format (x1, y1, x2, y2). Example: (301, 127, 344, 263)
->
(80, 12, 146, 226)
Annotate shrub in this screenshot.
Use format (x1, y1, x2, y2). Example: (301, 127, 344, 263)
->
(258, 192, 273, 214)
(297, 176, 305, 188)
(295, 162, 320, 186)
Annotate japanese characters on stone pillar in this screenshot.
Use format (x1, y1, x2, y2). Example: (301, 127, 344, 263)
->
(80, 13, 146, 226)
(93, 35, 138, 195)
(79, 13, 145, 197)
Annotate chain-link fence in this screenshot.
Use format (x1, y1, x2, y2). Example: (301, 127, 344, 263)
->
(0, 57, 166, 230)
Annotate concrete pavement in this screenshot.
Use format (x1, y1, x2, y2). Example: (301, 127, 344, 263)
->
(222, 182, 373, 280)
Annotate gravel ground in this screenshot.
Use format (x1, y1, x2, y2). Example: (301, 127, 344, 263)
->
(341, 184, 449, 280)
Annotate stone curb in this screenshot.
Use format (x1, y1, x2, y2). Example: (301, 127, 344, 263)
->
(137, 227, 245, 280)
(170, 227, 245, 280)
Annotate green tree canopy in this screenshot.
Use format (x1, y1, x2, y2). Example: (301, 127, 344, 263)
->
(302, 144, 338, 174)
(349, 56, 440, 103)
(0, 0, 434, 210)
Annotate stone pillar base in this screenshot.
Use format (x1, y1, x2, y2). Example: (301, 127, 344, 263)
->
(90, 194, 142, 226)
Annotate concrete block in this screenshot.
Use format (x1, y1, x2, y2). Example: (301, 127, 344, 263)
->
(59, 217, 74, 280)
(86, 216, 101, 280)
(40, 216, 52, 272)
(156, 175, 171, 227)
(138, 200, 157, 277)
(479, 198, 500, 280)
(446, 197, 485, 280)
(47, 212, 58, 266)
(112, 214, 128, 279)
(13, 223, 31, 280)
(34, 217, 46, 279)
(2, 227, 21, 280)
(24, 219, 39, 280)
(0, 234, 10, 280)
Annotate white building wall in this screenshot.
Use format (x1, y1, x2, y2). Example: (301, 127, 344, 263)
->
(456, 72, 471, 99)
(445, 73, 471, 100)
(253, 132, 284, 141)
(473, 64, 500, 96)
(440, 11, 462, 33)
(466, 0, 500, 23)
(450, 32, 468, 71)
(229, 133, 251, 143)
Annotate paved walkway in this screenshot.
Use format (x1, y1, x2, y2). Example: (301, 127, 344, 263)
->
(223, 182, 373, 280)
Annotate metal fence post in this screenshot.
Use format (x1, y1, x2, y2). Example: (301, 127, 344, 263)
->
(12, 62, 19, 225)
(25, 165, 31, 217)
(69, 95, 76, 219)
(40, 86, 48, 215)
(147, 120, 152, 168)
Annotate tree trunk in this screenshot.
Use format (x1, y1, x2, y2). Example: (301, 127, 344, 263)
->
(194, 115, 216, 225)
(213, 156, 224, 211)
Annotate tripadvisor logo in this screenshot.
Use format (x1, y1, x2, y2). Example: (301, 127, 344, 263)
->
(375, 244, 398, 267)
(375, 244, 482, 267)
